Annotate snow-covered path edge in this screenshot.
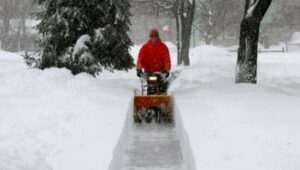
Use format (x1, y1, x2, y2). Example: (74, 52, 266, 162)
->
(173, 98, 196, 170)
(109, 100, 134, 170)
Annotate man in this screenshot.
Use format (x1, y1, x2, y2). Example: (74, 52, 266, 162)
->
(136, 29, 171, 77)
(136, 29, 171, 94)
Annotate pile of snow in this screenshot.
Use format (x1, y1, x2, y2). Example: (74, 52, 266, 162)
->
(170, 45, 234, 89)
(171, 45, 300, 170)
(0, 50, 23, 61)
(0, 51, 138, 170)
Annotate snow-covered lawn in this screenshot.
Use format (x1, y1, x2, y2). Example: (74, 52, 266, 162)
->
(1, 45, 299, 170)
(0, 51, 138, 170)
(172, 46, 300, 170)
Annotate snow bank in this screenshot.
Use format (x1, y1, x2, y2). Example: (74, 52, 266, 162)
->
(0, 50, 24, 61)
(170, 45, 235, 91)
(109, 102, 134, 170)
(0, 51, 138, 170)
(173, 102, 196, 170)
(171, 45, 300, 170)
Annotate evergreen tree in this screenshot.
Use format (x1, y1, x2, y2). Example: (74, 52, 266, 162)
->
(33, 0, 134, 76)
(91, 0, 134, 71)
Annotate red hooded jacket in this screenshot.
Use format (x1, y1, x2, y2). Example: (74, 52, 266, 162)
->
(136, 39, 171, 72)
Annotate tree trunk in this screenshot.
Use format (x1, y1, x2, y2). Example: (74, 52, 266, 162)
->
(2, 0, 11, 50)
(16, 19, 22, 52)
(2, 17, 10, 50)
(235, 0, 273, 84)
(177, 0, 195, 66)
(236, 20, 260, 84)
(222, 0, 226, 42)
(175, 0, 182, 65)
(22, 11, 28, 55)
(180, 23, 192, 65)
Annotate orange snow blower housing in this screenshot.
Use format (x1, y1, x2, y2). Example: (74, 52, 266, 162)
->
(134, 95, 173, 123)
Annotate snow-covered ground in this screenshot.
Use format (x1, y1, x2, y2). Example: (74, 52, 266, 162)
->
(1, 44, 300, 170)
(0, 51, 138, 170)
(171, 46, 300, 170)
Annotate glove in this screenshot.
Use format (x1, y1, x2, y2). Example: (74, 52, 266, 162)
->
(163, 70, 170, 78)
(137, 69, 143, 77)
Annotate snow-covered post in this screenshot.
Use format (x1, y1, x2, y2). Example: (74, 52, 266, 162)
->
(235, 0, 273, 84)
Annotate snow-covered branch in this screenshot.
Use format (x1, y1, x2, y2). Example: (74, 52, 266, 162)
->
(246, 0, 259, 18)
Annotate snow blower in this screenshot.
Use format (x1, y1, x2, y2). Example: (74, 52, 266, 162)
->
(134, 72, 173, 123)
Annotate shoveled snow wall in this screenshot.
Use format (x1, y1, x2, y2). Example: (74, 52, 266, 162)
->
(109, 100, 134, 170)
(173, 98, 196, 170)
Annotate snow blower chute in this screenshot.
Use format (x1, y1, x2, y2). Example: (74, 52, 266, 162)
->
(134, 72, 173, 123)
